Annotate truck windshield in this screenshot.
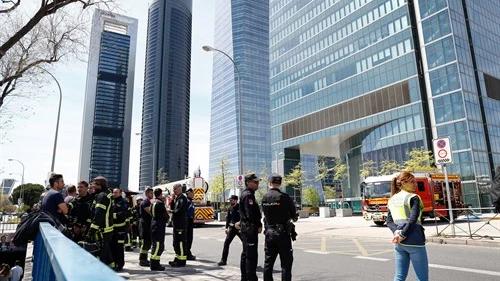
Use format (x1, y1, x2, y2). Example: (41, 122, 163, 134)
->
(363, 181, 392, 199)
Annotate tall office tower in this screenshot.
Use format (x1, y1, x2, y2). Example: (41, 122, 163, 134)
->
(208, 0, 271, 181)
(139, 0, 192, 189)
(78, 10, 138, 190)
(270, 0, 500, 207)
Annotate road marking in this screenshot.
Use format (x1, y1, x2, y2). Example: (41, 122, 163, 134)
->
(320, 236, 327, 252)
(354, 256, 390, 262)
(429, 264, 500, 276)
(304, 250, 331, 255)
(352, 238, 369, 257)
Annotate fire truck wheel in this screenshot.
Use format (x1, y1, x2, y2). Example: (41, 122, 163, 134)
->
(374, 221, 385, 226)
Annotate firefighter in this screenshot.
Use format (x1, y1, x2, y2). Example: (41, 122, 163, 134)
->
(168, 183, 189, 267)
(150, 188, 169, 271)
(132, 196, 143, 248)
(217, 194, 241, 266)
(124, 202, 134, 252)
(239, 173, 262, 281)
(262, 174, 297, 281)
(139, 188, 154, 266)
(87, 176, 114, 268)
(111, 188, 128, 271)
(185, 188, 196, 260)
(68, 180, 93, 242)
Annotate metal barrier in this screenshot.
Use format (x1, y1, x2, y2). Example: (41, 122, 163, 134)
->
(0, 213, 23, 233)
(431, 207, 500, 239)
(32, 222, 124, 281)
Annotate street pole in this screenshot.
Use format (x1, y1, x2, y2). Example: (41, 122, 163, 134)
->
(443, 164, 455, 236)
(38, 67, 62, 173)
(8, 159, 24, 203)
(202, 45, 243, 177)
(137, 133, 156, 187)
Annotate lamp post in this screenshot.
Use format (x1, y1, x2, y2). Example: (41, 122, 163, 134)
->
(202, 45, 244, 177)
(136, 132, 156, 187)
(38, 67, 62, 172)
(8, 159, 24, 203)
(275, 151, 284, 174)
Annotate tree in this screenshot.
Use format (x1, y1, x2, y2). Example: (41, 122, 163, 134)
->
(156, 168, 169, 185)
(359, 159, 376, 178)
(302, 187, 320, 208)
(378, 159, 401, 175)
(332, 157, 348, 182)
(284, 162, 306, 204)
(323, 185, 337, 200)
(0, 195, 16, 213)
(0, 0, 115, 108)
(210, 158, 231, 204)
(11, 183, 44, 207)
(403, 147, 435, 170)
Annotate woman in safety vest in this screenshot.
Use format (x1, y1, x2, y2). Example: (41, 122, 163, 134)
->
(387, 171, 428, 281)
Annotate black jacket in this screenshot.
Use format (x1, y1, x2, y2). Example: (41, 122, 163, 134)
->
(90, 189, 114, 233)
(262, 188, 296, 226)
(68, 193, 94, 227)
(151, 197, 169, 235)
(239, 188, 262, 227)
(226, 203, 241, 228)
(170, 193, 188, 229)
(112, 197, 128, 232)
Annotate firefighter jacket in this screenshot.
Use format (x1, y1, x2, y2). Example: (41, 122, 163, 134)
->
(170, 193, 188, 229)
(90, 188, 114, 234)
(151, 197, 169, 237)
(113, 197, 128, 232)
(68, 193, 94, 227)
(387, 190, 425, 246)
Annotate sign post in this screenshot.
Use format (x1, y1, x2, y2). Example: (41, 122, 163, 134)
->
(432, 137, 455, 235)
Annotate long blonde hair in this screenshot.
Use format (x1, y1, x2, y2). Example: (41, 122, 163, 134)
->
(391, 172, 415, 196)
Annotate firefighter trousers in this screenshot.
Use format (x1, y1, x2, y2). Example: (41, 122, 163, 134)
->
(263, 230, 293, 281)
(150, 232, 165, 262)
(110, 231, 125, 269)
(173, 228, 187, 262)
(240, 229, 258, 281)
(221, 227, 242, 262)
(140, 223, 152, 258)
(98, 231, 114, 268)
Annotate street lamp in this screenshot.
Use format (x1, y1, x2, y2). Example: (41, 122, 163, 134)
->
(38, 67, 62, 172)
(136, 132, 156, 187)
(8, 158, 24, 203)
(202, 45, 244, 177)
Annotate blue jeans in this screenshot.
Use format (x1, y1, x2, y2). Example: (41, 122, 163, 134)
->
(394, 244, 428, 281)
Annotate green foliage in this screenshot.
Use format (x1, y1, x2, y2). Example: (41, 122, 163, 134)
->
(255, 188, 266, 205)
(403, 147, 435, 170)
(302, 187, 320, 208)
(359, 160, 376, 178)
(333, 157, 348, 182)
(378, 159, 401, 175)
(210, 158, 232, 202)
(156, 168, 169, 185)
(284, 163, 305, 190)
(315, 156, 335, 182)
(323, 185, 337, 200)
(11, 183, 44, 207)
(0, 195, 16, 213)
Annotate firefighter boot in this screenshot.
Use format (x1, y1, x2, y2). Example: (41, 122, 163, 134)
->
(170, 259, 186, 268)
(150, 260, 165, 271)
(139, 254, 150, 267)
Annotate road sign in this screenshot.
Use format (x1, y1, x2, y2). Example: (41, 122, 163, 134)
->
(433, 137, 453, 165)
(236, 175, 244, 188)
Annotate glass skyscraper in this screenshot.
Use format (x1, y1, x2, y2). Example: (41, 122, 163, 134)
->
(139, 0, 192, 189)
(270, 0, 499, 207)
(78, 10, 138, 190)
(208, 0, 271, 180)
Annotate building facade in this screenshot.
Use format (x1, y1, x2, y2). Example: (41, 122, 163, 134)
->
(78, 10, 138, 190)
(139, 0, 192, 189)
(208, 0, 271, 181)
(270, 0, 500, 207)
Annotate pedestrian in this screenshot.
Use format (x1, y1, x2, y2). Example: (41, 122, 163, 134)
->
(239, 173, 263, 281)
(217, 194, 241, 266)
(87, 176, 115, 268)
(185, 188, 196, 260)
(150, 188, 169, 271)
(139, 188, 154, 266)
(132, 196, 143, 248)
(67, 181, 93, 242)
(168, 183, 189, 267)
(262, 174, 297, 281)
(111, 188, 128, 271)
(0, 264, 10, 281)
(41, 174, 68, 223)
(386, 171, 428, 281)
(64, 185, 77, 204)
(10, 260, 23, 281)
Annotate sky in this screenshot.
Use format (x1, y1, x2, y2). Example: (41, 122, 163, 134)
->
(0, 0, 216, 190)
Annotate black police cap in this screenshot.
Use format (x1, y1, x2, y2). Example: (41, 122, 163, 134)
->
(268, 173, 282, 184)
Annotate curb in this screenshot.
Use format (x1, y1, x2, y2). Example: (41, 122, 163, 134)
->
(429, 237, 500, 248)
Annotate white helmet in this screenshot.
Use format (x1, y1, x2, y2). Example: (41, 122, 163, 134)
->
(136, 196, 143, 201)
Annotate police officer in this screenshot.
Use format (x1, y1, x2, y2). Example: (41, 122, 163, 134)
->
(139, 188, 154, 266)
(111, 188, 128, 271)
(217, 194, 241, 266)
(185, 188, 196, 260)
(150, 188, 169, 271)
(68, 181, 93, 242)
(168, 183, 189, 267)
(262, 174, 297, 281)
(87, 176, 114, 268)
(239, 173, 262, 281)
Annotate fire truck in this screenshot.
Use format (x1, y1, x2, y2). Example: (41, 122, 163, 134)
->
(360, 171, 465, 226)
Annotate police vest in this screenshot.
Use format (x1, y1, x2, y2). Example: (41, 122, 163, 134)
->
(387, 190, 424, 225)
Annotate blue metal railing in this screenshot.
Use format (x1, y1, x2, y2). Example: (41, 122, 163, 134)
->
(32, 222, 124, 281)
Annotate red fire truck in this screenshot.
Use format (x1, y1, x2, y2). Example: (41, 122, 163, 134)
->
(361, 171, 465, 226)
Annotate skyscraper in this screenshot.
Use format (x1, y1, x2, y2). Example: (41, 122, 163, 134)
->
(208, 0, 271, 180)
(78, 10, 138, 190)
(139, 0, 192, 189)
(270, 0, 500, 208)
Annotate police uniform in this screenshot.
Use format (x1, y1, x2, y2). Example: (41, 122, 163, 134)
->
(218, 195, 241, 266)
(186, 189, 196, 260)
(262, 174, 297, 281)
(88, 188, 114, 268)
(111, 196, 128, 270)
(150, 196, 169, 271)
(139, 195, 153, 266)
(170, 192, 189, 267)
(239, 174, 262, 281)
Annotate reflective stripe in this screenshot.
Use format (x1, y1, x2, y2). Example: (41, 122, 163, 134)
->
(96, 204, 107, 210)
(103, 226, 113, 233)
(125, 233, 131, 247)
(118, 240, 125, 244)
(113, 213, 117, 219)
(150, 242, 161, 260)
(114, 222, 126, 227)
(90, 224, 99, 230)
(152, 202, 157, 218)
(140, 239, 148, 254)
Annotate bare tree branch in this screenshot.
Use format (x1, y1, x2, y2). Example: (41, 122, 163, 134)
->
(0, 0, 21, 14)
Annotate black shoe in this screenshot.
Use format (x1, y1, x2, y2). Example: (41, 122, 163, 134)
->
(125, 246, 133, 252)
(170, 260, 186, 267)
(139, 260, 150, 267)
(187, 255, 196, 261)
(113, 267, 123, 272)
(150, 260, 165, 271)
(217, 261, 227, 266)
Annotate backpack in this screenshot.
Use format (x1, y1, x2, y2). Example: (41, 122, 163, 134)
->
(12, 211, 66, 246)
